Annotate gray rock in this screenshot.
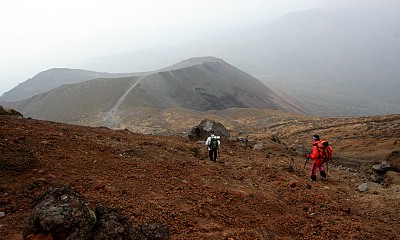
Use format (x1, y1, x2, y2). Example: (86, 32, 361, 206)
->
(188, 119, 229, 141)
(372, 161, 393, 174)
(253, 143, 263, 150)
(358, 182, 380, 192)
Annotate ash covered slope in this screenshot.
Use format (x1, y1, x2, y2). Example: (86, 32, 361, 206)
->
(14, 77, 138, 124)
(122, 57, 308, 113)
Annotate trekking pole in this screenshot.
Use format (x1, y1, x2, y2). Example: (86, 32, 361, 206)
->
(303, 157, 309, 174)
(326, 158, 330, 180)
(326, 161, 329, 180)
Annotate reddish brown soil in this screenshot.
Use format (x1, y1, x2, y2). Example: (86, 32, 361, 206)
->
(1, 115, 400, 239)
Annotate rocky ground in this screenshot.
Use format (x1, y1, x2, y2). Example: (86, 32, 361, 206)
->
(1, 111, 400, 239)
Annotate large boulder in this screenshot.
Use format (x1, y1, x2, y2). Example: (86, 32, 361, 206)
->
(24, 186, 170, 240)
(188, 119, 229, 141)
(24, 185, 96, 240)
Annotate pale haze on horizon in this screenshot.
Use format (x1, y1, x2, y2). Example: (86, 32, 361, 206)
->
(0, 0, 325, 96)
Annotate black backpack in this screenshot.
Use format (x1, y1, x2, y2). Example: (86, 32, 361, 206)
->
(210, 136, 219, 150)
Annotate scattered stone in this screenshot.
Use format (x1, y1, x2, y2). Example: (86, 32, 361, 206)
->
(358, 182, 380, 192)
(253, 143, 263, 150)
(372, 161, 393, 174)
(0, 211, 4, 217)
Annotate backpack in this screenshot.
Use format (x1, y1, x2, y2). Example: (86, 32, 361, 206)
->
(209, 136, 219, 150)
(317, 140, 332, 162)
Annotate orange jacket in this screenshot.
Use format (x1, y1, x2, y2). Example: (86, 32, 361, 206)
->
(307, 140, 333, 164)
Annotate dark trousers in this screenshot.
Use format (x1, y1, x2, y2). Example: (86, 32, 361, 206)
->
(209, 149, 218, 162)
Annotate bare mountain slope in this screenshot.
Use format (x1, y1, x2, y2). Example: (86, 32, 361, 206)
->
(14, 77, 139, 124)
(12, 57, 309, 128)
(0, 68, 136, 102)
(123, 58, 306, 111)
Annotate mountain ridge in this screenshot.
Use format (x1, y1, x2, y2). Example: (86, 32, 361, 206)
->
(9, 57, 309, 129)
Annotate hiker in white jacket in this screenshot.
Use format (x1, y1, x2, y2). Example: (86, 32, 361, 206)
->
(205, 132, 220, 162)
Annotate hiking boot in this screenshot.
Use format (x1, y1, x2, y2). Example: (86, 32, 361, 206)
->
(311, 175, 317, 181)
(320, 171, 327, 180)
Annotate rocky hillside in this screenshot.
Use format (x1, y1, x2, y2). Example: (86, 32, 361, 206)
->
(0, 110, 399, 239)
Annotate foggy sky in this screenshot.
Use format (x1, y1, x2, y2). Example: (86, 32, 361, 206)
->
(0, 0, 325, 96)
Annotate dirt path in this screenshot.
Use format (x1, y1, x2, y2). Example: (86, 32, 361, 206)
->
(99, 76, 144, 128)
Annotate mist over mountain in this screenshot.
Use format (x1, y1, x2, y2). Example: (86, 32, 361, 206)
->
(11, 57, 308, 128)
(80, 0, 400, 116)
(322, 0, 400, 11)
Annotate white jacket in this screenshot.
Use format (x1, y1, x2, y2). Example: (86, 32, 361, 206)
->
(205, 134, 220, 150)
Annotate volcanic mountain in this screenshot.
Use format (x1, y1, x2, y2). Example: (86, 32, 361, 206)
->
(11, 57, 308, 130)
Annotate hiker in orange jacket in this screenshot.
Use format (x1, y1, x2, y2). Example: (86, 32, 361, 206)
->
(306, 135, 333, 181)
